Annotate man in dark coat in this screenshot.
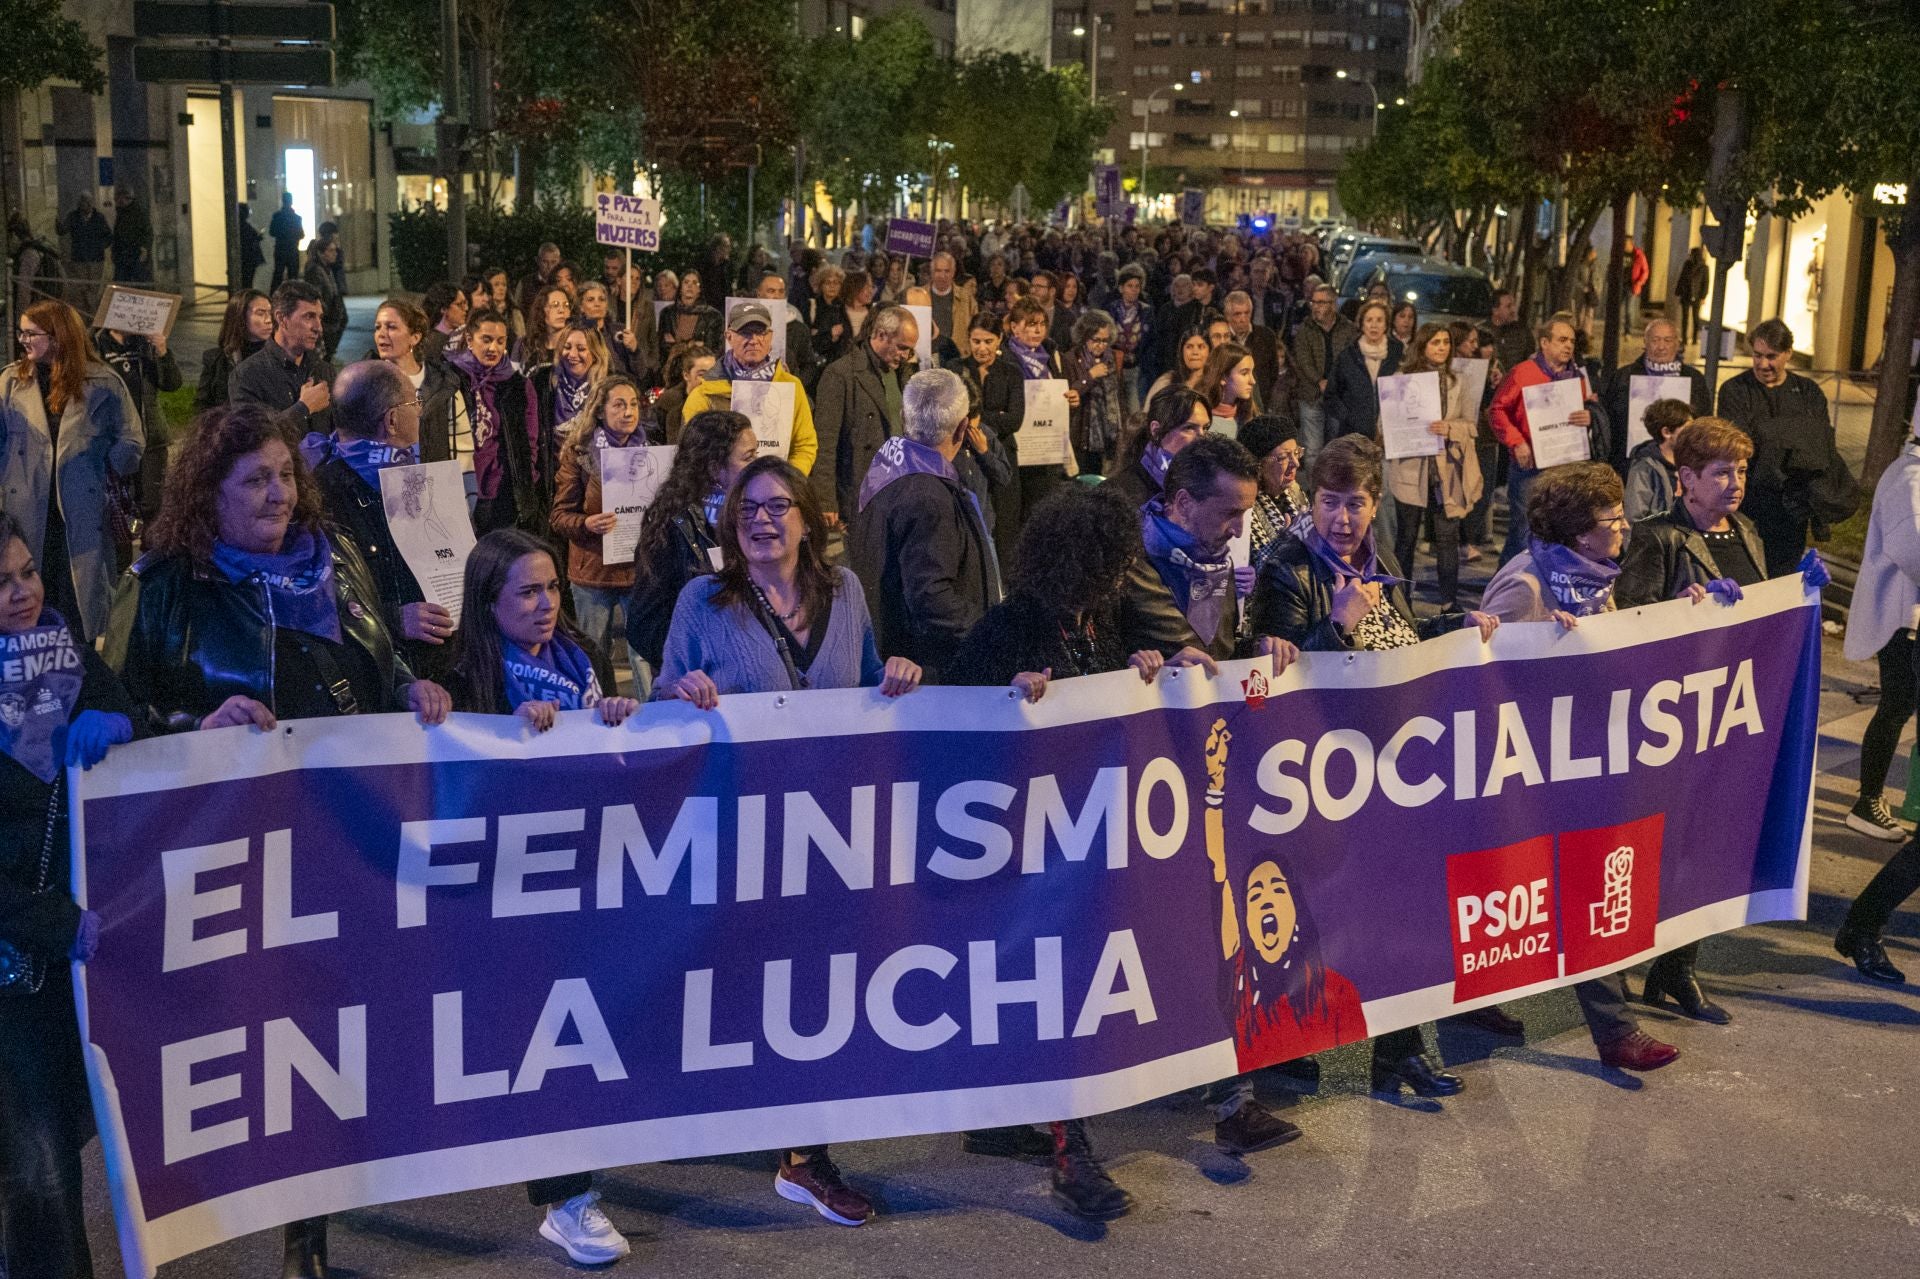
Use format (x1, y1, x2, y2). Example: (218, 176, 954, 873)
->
(109, 186, 153, 284)
(812, 305, 919, 526)
(1223, 290, 1283, 406)
(268, 192, 304, 291)
(848, 368, 1000, 683)
(1714, 317, 1836, 575)
(309, 360, 453, 681)
(1601, 317, 1711, 475)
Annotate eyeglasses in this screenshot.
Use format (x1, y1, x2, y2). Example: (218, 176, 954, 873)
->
(740, 497, 795, 522)
(1594, 512, 1630, 529)
(15, 329, 45, 341)
(1275, 447, 1306, 463)
(388, 397, 424, 414)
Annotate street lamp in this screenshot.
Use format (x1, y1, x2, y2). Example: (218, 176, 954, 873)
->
(1139, 82, 1182, 203)
(1072, 14, 1099, 105)
(1335, 67, 1384, 139)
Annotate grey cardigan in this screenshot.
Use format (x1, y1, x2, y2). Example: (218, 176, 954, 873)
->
(652, 565, 885, 697)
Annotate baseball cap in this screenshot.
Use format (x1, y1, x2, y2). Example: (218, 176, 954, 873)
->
(728, 301, 774, 332)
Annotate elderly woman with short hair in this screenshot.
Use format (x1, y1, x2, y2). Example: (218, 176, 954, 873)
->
(1063, 308, 1124, 475)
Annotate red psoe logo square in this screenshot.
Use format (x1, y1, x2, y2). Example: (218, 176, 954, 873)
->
(1445, 836, 1558, 1001)
(1557, 814, 1664, 976)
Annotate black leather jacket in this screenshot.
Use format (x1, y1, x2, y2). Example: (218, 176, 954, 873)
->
(1248, 536, 1462, 651)
(1614, 500, 1769, 608)
(103, 531, 415, 732)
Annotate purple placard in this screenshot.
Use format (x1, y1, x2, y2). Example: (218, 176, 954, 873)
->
(884, 218, 936, 258)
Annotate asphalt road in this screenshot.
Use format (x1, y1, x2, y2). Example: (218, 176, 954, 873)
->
(72, 631, 1920, 1278)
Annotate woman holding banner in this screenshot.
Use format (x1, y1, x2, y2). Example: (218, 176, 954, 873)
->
(947, 481, 1219, 1219)
(625, 410, 758, 685)
(653, 455, 919, 1230)
(1247, 434, 1498, 1099)
(1387, 323, 1483, 613)
(550, 376, 650, 692)
(0, 509, 137, 1279)
(101, 403, 451, 1279)
(1478, 461, 1682, 1072)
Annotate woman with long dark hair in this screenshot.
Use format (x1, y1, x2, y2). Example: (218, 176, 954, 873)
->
(0, 299, 142, 643)
(1198, 340, 1258, 439)
(657, 269, 723, 369)
(1106, 385, 1208, 511)
(516, 283, 575, 369)
(625, 409, 759, 680)
(195, 287, 272, 410)
(1144, 324, 1212, 403)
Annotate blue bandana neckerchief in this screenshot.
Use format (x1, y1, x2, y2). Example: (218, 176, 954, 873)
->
(858, 436, 1004, 600)
(1527, 536, 1620, 616)
(1142, 500, 1234, 645)
(1289, 511, 1400, 587)
(330, 435, 420, 491)
(0, 608, 83, 782)
(1006, 336, 1051, 380)
(720, 350, 777, 383)
(1142, 444, 1173, 487)
(1643, 358, 1684, 375)
(554, 362, 593, 423)
(211, 527, 343, 642)
(502, 633, 601, 711)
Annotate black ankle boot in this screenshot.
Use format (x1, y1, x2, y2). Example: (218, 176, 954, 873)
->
(282, 1215, 328, 1279)
(1835, 925, 1907, 984)
(1642, 957, 1731, 1024)
(1050, 1121, 1133, 1221)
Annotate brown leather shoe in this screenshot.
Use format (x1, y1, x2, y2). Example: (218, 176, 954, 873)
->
(1214, 1100, 1302, 1155)
(775, 1151, 873, 1226)
(1597, 1030, 1680, 1072)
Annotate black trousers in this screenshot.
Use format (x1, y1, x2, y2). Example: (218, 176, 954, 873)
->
(1393, 495, 1463, 610)
(1859, 631, 1918, 803)
(1573, 974, 1636, 1045)
(527, 1173, 594, 1207)
(1846, 839, 1920, 937)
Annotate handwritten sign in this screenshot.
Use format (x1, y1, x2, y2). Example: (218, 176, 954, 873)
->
(1015, 379, 1072, 467)
(734, 379, 798, 460)
(92, 285, 181, 340)
(599, 444, 674, 566)
(594, 194, 663, 251)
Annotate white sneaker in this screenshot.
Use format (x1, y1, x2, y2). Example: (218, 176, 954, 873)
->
(538, 1191, 631, 1265)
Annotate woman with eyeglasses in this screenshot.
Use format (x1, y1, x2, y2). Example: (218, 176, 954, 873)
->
(651, 454, 916, 1232)
(0, 300, 142, 645)
(1237, 414, 1308, 571)
(1063, 309, 1124, 476)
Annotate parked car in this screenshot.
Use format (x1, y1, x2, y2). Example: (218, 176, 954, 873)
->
(1356, 256, 1497, 329)
(1332, 235, 1422, 287)
(1337, 250, 1427, 307)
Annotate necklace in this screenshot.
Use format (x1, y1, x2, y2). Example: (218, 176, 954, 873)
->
(750, 578, 802, 625)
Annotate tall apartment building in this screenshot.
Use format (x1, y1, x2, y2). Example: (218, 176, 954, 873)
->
(800, 0, 960, 54)
(1051, 0, 1410, 224)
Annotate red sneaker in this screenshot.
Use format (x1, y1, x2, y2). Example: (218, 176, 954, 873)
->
(775, 1152, 873, 1226)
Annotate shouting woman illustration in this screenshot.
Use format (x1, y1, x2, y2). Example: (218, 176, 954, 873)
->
(1205, 717, 1368, 1070)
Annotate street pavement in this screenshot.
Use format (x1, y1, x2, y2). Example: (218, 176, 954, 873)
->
(76, 629, 1920, 1278)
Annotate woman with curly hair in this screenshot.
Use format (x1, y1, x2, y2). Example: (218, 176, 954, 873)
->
(945, 481, 1216, 1222)
(101, 402, 449, 1279)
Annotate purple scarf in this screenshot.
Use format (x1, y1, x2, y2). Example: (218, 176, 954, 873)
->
(211, 527, 343, 642)
(448, 349, 534, 500)
(0, 608, 83, 782)
(553, 362, 593, 423)
(1527, 536, 1620, 616)
(720, 350, 777, 383)
(1289, 511, 1400, 587)
(858, 435, 959, 512)
(315, 435, 420, 491)
(1142, 502, 1234, 645)
(1006, 336, 1051, 380)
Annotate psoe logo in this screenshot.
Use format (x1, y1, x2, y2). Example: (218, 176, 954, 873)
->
(1240, 668, 1269, 710)
(1589, 845, 1634, 938)
(1445, 836, 1559, 1001)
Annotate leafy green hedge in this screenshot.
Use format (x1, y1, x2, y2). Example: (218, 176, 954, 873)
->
(390, 205, 601, 290)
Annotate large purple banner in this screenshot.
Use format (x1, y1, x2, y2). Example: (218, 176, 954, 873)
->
(75, 581, 1818, 1274)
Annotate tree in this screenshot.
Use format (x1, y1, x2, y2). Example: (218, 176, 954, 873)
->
(0, 0, 105, 330)
(797, 12, 945, 213)
(941, 53, 1110, 212)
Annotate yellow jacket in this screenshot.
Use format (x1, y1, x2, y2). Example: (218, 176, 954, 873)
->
(681, 365, 818, 474)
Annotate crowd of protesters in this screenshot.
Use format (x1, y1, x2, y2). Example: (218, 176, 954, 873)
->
(7, 211, 1916, 1278)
